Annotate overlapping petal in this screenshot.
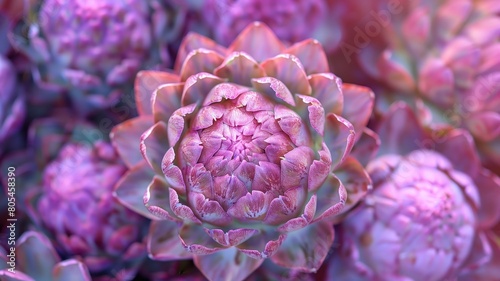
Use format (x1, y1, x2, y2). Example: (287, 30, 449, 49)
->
(111, 21, 375, 280)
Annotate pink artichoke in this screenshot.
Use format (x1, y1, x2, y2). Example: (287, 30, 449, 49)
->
(333, 0, 500, 174)
(318, 102, 500, 281)
(7, 118, 151, 280)
(111, 22, 376, 280)
(31, 141, 148, 280)
(17, 0, 185, 115)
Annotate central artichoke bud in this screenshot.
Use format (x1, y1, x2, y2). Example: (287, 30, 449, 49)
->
(179, 85, 323, 226)
(112, 22, 375, 279)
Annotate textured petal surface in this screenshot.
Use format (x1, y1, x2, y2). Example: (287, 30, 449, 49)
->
(284, 39, 329, 75)
(114, 162, 158, 220)
(147, 220, 193, 261)
(53, 260, 92, 281)
(341, 84, 375, 141)
(110, 116, 154, 169)
(228, 22, 285, 62)
(17, 231, 60, 280)
(140, 121, 169, 174)
(135, 71, 180, 115)
(271, 220, 334, 272)
(194, 247, 264, 281)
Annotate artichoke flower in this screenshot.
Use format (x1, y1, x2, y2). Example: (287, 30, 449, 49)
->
(111, 22, 376, 280)
(30, 141, 148, 280)
(4, 117, 151, 280)
(17, 0, 185, 115)
(318, 102, 500, 281)
(0, 231, 92, 281)
(334, 0, 500, 174)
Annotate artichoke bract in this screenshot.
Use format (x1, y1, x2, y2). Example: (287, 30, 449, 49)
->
(0, 231, 92, 281)
(319, 103, 500, 281)
(13, 118, 151, 280)
(111, 22, 376, 281)
(21, 0, 183, 115)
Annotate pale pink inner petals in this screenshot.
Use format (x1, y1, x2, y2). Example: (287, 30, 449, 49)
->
(174, 90, 325, 223)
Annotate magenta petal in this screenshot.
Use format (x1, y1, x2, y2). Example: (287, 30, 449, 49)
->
(178, 224, 224, 255)
(152, 83, 183, 124)
(205, 228, 258, 247)
(402, 7, 430, 54)
(190, 192, 232, 226)
(192, 104, 225, 130)
(147, 220, 192, 261)
(350, 129, 380, 168)
(143, 176, 179, 221)
(167, 103, 197, 147)
(228, 190, 273, 220)
(179, 49, 225, 81)
(261, 54, 312, 96)
(418, 58, 455, 107)
(308, 143, 332, 192)
(181, 73, 225, 106)
(376, 50, 415, 92)
(161, 148, 187, 195)
(280, 146, 315, 190)
(341, 84, 375, 141)
(275, 105, 311, 146)
(53, 260, 92, 281)
(214, 52, 266, 86)
(114, 162, 158, 220)
(179, 131, 203, 166)
(265, 187, 306, 225)
(309, 73, 343, 116)
(474, 169, 500, 228)
(251, 77, 296, 106)
(377, 102, 425, 155)
(435, 129, 481, 176)
(296, 94, 325, 136)
(459, 232, 500, 280)
(204, 83, 248, 106)
(465, 17, 500, 45)
(278, 195, 317, 233)
(466, 112, 500, 142)
(175, 33, 227, 72)
(334, 157, 372, 216)
(237, 90, 275, 112)
(271, 220, 334, 273)
(140, 122, 169, 174)
(237, 232, 286, 259)
(284, 39, 329, 75)
(194, 248, 264, 281)
(252, 162, 281, 193)
(313, 173, 346, 221)
(324, 113, 355, 168)
(110, 116, 154, 169)
(135, 71, 180, 115)
(169, 188, 202, 224)
(228, 22, 285, 62)
(17, 231, 60, 279)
